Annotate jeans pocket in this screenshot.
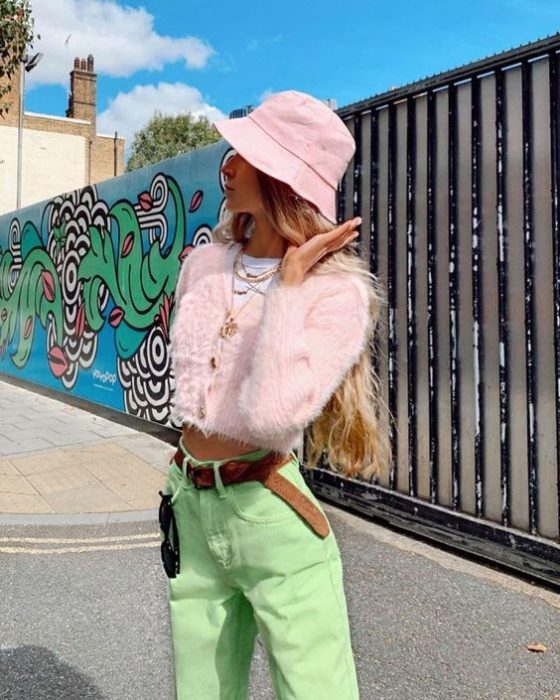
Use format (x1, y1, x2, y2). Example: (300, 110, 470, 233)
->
(227, 457, 307, 524)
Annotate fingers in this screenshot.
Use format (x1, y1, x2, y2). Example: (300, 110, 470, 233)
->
(306, 217, 361, 264)
(328, 217, 361, 238)
(334, 231, 359, 253)
(326, 217, 361, 249)
(346, 216, 361, 236)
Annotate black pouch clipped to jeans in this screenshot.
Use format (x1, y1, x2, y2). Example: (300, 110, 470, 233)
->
(158, 490, 180, 578)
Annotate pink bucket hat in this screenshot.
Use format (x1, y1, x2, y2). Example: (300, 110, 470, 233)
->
(212, 90, 356, 224)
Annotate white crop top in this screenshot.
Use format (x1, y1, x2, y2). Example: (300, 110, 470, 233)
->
(225, 242, 283, 310)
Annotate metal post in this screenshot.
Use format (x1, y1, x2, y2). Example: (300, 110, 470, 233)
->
(114, 130, 118, 176)
(15, 53, 43, 211)
(16, 62, 24, 210)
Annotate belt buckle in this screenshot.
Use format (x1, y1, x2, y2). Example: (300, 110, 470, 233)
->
(186, 462, 203, 489)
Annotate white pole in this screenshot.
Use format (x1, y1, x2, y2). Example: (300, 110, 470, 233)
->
(16, 61, 24, 210)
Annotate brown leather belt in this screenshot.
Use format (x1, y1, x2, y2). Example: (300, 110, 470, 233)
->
(172, 448, 330, 539)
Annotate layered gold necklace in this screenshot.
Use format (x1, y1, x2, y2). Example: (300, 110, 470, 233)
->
(219, 243, 282, 339)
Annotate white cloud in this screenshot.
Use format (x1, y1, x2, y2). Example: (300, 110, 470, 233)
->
(96, 82, 227, 156)
(27, 0, 216, 88)
(258, 88, 276, 102)
(247, 34, 283, 52)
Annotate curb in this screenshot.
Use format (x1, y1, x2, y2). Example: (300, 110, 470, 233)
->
(0, 508, 159, 527)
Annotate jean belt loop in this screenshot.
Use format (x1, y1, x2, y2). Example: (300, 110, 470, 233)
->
(176, 436, 186, 480)
(211, 462, 228, 499)
(181, 455, 189, 482)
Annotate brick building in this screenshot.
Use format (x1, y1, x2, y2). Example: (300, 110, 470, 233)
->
(0, 55, 125, 215)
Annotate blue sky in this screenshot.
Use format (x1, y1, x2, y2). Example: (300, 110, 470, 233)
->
(24, 0, 560, 159)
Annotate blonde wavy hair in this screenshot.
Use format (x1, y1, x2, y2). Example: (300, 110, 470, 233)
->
(212, 169, 391, 483)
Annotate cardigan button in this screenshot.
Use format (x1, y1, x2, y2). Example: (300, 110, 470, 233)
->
(199, 405, 206, 418)
(210, 356, 217, 369)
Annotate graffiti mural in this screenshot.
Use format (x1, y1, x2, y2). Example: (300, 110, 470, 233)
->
(0, 140, 235, 428)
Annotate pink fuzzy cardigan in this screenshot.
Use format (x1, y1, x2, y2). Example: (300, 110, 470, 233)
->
(169, 240, 370, 454)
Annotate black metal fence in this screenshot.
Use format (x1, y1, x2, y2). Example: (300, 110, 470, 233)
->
(305, 33, 560, 586)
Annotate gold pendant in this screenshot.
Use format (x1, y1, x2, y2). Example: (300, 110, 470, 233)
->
(220, 317, 238, 338)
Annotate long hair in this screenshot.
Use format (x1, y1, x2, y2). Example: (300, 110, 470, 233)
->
(212, 168, 392, 482)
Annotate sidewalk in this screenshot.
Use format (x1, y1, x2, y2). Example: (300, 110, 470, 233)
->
(0, 379, 175, 525)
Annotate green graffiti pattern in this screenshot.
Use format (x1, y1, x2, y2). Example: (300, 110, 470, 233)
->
(0, 174, 186, 381)
(0, 221, 64, 368)
(78, 177, 184, 360)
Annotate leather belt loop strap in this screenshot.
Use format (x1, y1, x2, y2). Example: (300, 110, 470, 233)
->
(259, 470, 331, 539)
(172, 449, 330, 539)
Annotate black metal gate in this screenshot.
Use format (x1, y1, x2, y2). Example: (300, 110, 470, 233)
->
(304, 33, 560, 587)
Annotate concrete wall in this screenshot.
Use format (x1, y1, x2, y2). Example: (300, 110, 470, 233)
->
(90, 133, 125, 185)
(0, 123, 87, 211)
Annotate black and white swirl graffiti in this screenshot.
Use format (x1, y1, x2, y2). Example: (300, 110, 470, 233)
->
(119, 224, 213, 426)
(45, 186, 111, 389)
(133, 173, 170, 247)
(6, 219, 23, 295)
(117, 324, 171, 422)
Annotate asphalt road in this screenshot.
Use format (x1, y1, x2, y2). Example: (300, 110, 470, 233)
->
(1, 503, 560, 700)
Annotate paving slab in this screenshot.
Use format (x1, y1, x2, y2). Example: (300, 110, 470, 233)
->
(0, 379, 176, 525)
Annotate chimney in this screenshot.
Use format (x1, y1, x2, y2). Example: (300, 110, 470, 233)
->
(66, 54, 96, 130)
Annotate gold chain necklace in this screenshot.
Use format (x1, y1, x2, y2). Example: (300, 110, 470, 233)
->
(219, 244, 281, 339)
(237, 252, 280, 282)
(234, 255, 279, 294)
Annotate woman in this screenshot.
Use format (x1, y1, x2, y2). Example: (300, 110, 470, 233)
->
(160, 90, 390, 700)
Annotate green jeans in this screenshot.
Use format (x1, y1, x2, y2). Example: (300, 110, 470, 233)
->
(162, 438, 360, 699)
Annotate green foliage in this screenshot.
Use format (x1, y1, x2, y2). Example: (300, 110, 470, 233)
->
(126, 110, 221, 172)
(0, 0, 35, 117)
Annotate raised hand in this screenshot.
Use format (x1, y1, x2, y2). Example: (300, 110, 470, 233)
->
(280, 217, 362, 286)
